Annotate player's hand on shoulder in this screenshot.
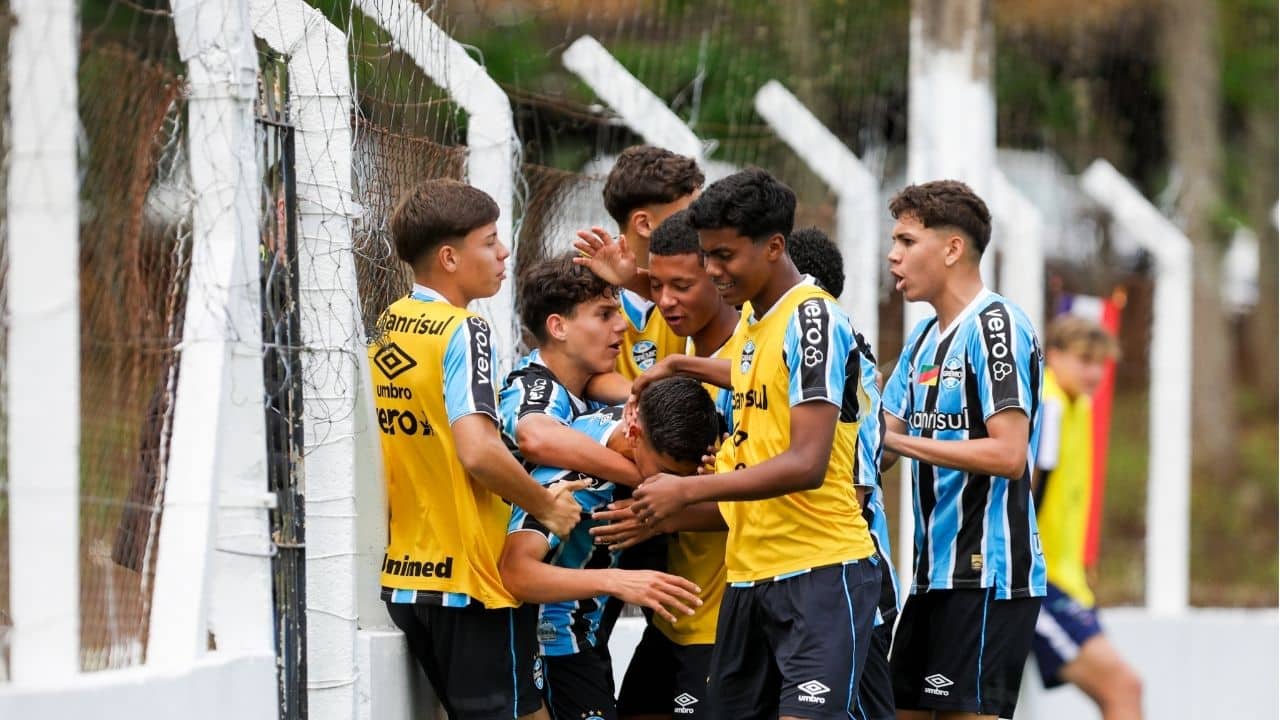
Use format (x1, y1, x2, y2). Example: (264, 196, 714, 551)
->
(605, 569, 701, 625)
(572, 226, 636, 286)
(632, 473, 690, 524)
(536, 478, 591, 539)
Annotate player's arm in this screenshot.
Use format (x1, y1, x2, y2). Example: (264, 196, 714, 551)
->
(633, 299, 850, 522)
(632, 402, 839, 522)
(880, 413, 907, 471)
(584, 371, 632, 405)
(444, 318, 584, 537)
(453, 417, 586, 537)
(630, 353, 732, 407)
(589, 499, 726, 551)
(516, 413, 642, 487)
(883, 408, 1030, 479)
(498, 528, 701, 624)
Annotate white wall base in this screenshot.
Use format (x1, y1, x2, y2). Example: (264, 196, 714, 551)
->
(0, 652, 276, 719)
(356, 627, 441, 720)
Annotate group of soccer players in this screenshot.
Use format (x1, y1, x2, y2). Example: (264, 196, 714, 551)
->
(369, 144, 1139, 720)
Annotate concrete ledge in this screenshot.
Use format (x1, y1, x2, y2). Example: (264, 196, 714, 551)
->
(0, 652, 276, 719)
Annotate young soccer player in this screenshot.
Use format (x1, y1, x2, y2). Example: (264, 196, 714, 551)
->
(499, 378, 720, 720)
(500, 255, 640, 488)
(603, 145, 704, 380)
(630, 168, 883, 720)
(594, 209, 741, 720)
(880, 180, 1046, 720)
(371, 179, 585, 720)
(788, 226, 899, 720)
(1032, 315, 1142, 719)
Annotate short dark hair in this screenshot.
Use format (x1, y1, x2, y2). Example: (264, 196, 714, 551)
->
(787, 227, 844, 297)
(888, 180, 992, 255)
(391, 179, 500, 267)
(638, 377, 719, 466)
(687, 168, 795, 242)
(649, 209, 701, 257)
(602, 145, 704, 228)
(518, 254, 617, 344)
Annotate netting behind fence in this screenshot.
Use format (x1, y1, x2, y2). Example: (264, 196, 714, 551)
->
(0, 0, 12, 682)
(77, 1, 188, 671)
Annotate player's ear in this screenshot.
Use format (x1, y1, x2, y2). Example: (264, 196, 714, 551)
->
(943, 232, 965, 268)
(437, 242, 458, 273)
(631, 209, 655, 239)
(546, 313, 568, 342)
(765, 231, 787, 261)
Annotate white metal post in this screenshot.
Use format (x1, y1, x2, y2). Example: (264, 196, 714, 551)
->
(753, 80, 881, 349)
(991, 170, 1046, 336)
(248, 0, 365, 715)
(1081, 159, 1191, 615)
(5, 0, 80, 682)
(561, 35, 706, 165)
(350, 0, 520, 374)
(900, 0, 998, 578)
(150, 0, 273, 663)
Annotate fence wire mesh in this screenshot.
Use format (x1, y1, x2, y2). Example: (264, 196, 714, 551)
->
(0, 0, 11, 682)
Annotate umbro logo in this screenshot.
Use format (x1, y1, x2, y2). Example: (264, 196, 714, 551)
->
(373, 342, 417, 380)
(673, 693, 698, 714)
(797, 680, 830, 704)
(923, 673, 953, 697)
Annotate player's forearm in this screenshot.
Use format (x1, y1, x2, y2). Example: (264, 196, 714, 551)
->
(883, 431, 1027, 479)
(519, 420, 641, 486)
(682, 448, 827, 504)
(667, 354, 732, 389)
(500, 554, 617, 604)
(460, 436, 555, 517)
(584, 371, 632, 405)
(662, 502, 727, 532)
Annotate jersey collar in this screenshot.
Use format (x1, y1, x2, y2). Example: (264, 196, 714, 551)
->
(936, 286, 993, 339)
(747, 275, 818, 326)
(410, 284, 450, 304)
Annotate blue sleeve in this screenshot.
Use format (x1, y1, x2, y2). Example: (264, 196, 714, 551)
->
(715, 386, 735, 435)
(784, 298, 853, 407)
(443, 316, 499, 425)
(569, 407, 625, 445)
(971, 302, 1040, 420)
(854, 355, 884, 489)
(882, 320, 927, 421)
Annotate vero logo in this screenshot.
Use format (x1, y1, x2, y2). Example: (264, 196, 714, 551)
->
(923, 673, 953, 697)
(797, 680, 830, 705)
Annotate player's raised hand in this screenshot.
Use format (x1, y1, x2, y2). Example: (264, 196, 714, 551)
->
(604, 569, 702, 625)
(535, 478, 591, 539)
(590, 499, 657, 550)
(632, 473, 691, 525)
(572, 226, 636, 286)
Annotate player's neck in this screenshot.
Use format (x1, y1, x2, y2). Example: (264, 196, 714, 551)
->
(691, 302, 740, 357)
(931, 271, 986, 331)
(749, 262, 803, 319)
(535, 344, 591, 398)
(414, 272, 469, 308)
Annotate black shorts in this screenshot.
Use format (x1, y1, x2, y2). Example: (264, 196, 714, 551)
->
(709, 559, 880, 720)
(387, 600, 541, 720)
(616, 623, 714, 717)
(852, 619, 895, 720)
(890, 589, 1041, 718)
(542, 650, 617, 720)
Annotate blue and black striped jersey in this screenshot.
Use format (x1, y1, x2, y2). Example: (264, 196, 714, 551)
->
(508, 407, 625, 656)
(882, 289, 1047, 600)
(498, 349, 606, 466)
